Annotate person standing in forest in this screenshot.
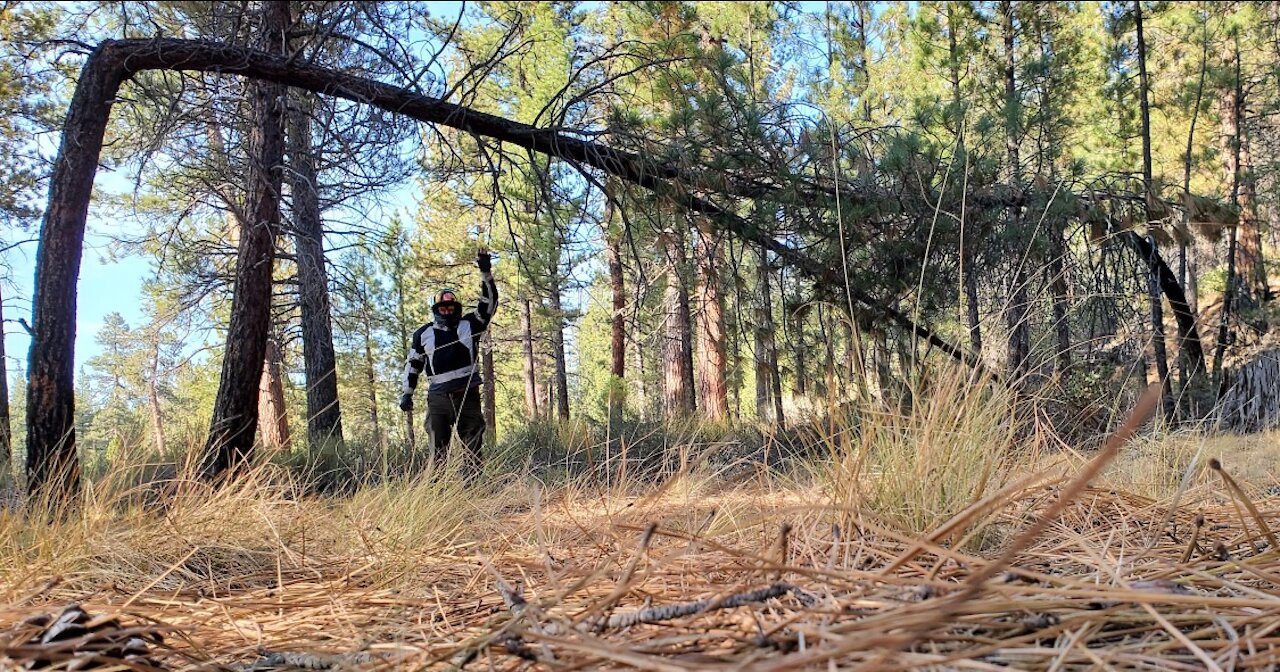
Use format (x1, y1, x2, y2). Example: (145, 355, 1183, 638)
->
(400, 246, 497, 479)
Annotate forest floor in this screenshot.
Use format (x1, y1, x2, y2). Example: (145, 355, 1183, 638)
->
(3, 423, 1280, 670)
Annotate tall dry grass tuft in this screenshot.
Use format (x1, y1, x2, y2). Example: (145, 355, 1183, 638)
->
(824, 364, 1033, 540)
(0, 453, 498, 600)
(0, 460, 311, 596)
(337, 465, 487, 576)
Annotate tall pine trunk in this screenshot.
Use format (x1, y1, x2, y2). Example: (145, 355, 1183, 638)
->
(818, 305, 836, 397)
(1239, 129, 1267, 301)
(791, 310, 807, 396)
(783, 267, 808, 397)
(1135, 1, 1172, 418)
(147, 346, 165, 456)
(257, 334, 291, 451)
(24, 44, 132, 502)
(607, 216, 626, 420)
(288, 91, 344, 446)
(0, 283, 9, 469)
(1214, 39, 1244, 388)
(948, 4, 982, 358)
(634, 323, 650, 421)
(963, 244, 982, 356)
(390, 238, 415, 448)
(201, 1, 290, 478)
(754, 239, 784, 428)
(1049, 234, 1071, 377)
(1002, 0, 1030, 385)
(1180, 15, 1208, 400)
(361, 311, 383, 453)
(549, 273, 570, 421)
(520, 296, 540, 418)
(680, 271, 696, 414)
(694, 219, 729, 421)
(483, 336, 496, 436)
(662, 230, 694, 416)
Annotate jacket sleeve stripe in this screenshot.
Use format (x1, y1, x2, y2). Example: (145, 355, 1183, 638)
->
(401, 326, 428, 395)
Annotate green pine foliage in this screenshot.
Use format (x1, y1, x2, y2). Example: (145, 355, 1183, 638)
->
(9, 1, 1280, 482)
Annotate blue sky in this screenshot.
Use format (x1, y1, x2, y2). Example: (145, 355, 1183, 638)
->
(5, 169, 154, 381)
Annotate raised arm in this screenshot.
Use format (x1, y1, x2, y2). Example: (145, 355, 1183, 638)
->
(472, 247, 498, 329)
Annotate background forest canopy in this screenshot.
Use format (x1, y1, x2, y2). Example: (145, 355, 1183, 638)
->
(2, 0, 1279, 484)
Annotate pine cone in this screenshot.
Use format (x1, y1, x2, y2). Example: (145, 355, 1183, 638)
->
(3, 604, 167, 670)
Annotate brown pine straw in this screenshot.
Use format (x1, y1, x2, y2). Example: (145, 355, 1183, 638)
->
(9, 381, 1280, 669)
(864, 384, 1164, 660)
(1210, 457, 1280, 550)
(1181, 513, 1205, 564)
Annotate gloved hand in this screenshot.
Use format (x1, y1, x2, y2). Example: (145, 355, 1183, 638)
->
(477, 245, 492, 273)
(399, 393, 413, 412)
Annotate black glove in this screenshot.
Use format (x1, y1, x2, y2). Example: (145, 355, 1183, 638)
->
(477, 249, 492, 273)
(399, 393, 413, 412)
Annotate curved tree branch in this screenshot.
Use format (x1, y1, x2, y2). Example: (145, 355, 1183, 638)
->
(25, 37, 981, 500)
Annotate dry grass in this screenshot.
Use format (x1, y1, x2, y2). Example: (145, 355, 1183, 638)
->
(823, 366, 1025, 541)
(4, 384, 1280, 670)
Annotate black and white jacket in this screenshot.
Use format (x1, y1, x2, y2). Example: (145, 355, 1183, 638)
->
(402, 272, 498, 396)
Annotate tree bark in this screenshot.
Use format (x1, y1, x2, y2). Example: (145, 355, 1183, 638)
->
(361, 312, 383, 454)
(1135, 1, 1172, 419)
(662, 230, 694, 416)
(817, 304, 835, 397)
(781, 266, 808, 397)
(257, 333, 291, 451)
(770, 319, 786, 430)
(483, 335, 496, 436)
(1180, 15, 1209, 399)
(24, 43, 130, 501)
(288, 90, 344, 447)
(147, 346, 165, 457)
(792, 308, 807, 397)
(1049, 234, 1071, 377)
(520, 296, 540, 419)
(694, 218, 729, 421)
(1002, 0, 1030, 385)
(0, 282, 9, 469)
(389, 230, 415, 448)
(607, 206, 626, 419)
(948, 3, 982, 358)
(633, 323, 649, 421)
(962, 235, 982, 357)
(754, 239, 784, 428)
(549, 273, 570, 421)
(680, 266, 696, 415)
(201, 1, 290, 478)
(1214, 38, 1244, 389)
(1238, 128, 1267, 301)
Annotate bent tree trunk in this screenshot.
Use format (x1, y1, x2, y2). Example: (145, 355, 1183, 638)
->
(25, 44, 130, 501)
(1129, 233, 1205, 374)
(25, 35, 986, 500)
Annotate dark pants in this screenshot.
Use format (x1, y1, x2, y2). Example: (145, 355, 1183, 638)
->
(426, 388, 485, 478)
